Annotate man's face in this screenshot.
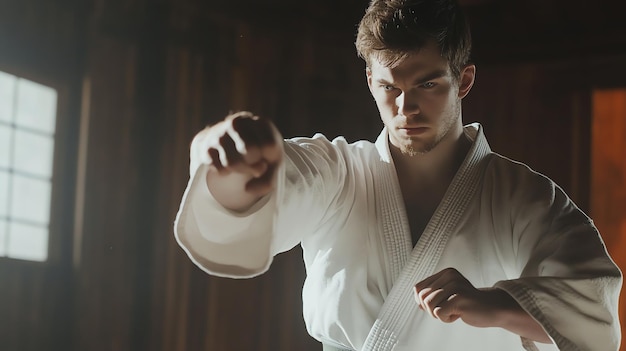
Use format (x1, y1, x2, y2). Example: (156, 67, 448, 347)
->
(367, 41, 475, 156)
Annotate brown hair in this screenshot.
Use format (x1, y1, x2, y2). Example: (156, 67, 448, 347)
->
(355, 0, 472, 78)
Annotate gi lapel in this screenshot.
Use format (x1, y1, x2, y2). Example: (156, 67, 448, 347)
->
(364, 124, 491, 351)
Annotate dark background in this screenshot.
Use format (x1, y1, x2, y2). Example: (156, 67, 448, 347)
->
(0, 0, 625, 350)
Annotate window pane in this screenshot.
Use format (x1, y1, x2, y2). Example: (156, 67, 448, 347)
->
(10, 175, 51, 225)
(0, 219, 6, 256)
(13, 129, 54, 178)
(0, 71, 16, 123)
(0, 73, 56, 263)
(0, 170, 8, 217)
(15, 79, 57, 134)
(0, 124, 11, 168)
(7, 221, 48, 261)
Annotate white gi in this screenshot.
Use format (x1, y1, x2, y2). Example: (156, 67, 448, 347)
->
(174, 123, 622, 351)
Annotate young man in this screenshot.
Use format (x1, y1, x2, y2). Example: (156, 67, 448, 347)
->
(174, 0, 622, 350)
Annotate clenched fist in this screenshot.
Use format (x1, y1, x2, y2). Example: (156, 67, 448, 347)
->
(413, 268, 551, 343)
(191, 111, 283, 211)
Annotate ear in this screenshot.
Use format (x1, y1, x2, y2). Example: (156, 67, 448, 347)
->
(457, 64, 476, 99)
(366, 67, 374, 95)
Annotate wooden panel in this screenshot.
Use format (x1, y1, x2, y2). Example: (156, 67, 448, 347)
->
(73, 36, 141, 351)
(592, 89, 626, 248)
(591, 90, 626, 351)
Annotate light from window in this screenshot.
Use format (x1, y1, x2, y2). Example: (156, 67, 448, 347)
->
(0, 71, 57, 262)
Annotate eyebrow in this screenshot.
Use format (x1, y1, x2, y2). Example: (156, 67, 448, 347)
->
(374, 69, 449, 86)
(412, 69, 449, 85)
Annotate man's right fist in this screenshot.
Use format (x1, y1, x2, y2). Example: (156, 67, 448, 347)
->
(191, 111, 283, 210)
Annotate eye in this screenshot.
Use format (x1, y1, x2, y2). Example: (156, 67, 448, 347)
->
(382, 85, 396, 91)
(421, 82, 437, 89)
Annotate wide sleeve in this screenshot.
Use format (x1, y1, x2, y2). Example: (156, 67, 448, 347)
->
(489, 160, 622, 351)
(174, 133, 350, 279)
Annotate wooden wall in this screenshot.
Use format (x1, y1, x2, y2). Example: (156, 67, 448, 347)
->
(71, 1, 374, 350)
(0, 0, 624, 350)
(0, 0, 84, 350)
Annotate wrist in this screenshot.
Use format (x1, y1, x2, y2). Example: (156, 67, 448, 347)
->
(481, 287, 552, 344)
(206, 168, 264, 212)
(477, 287, 521, 328)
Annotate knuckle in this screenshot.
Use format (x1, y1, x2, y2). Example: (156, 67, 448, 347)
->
(231, 112, 257, 130)
(227, 110, 254, 120)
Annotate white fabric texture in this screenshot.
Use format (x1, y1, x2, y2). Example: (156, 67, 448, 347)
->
(174, 123, 622, 351)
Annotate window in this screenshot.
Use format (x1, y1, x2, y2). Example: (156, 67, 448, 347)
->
(0, 71, 58, 262)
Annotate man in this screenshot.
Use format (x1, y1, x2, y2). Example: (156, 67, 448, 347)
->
(174, 0, 622, 350)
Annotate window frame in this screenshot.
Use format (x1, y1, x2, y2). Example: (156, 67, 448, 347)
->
(0, 61, 79, 269)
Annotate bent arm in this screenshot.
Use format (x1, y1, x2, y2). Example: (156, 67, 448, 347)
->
(493, 164, 622, 350)
(414, 268, 552, 344)
(416, 162, 623, 349)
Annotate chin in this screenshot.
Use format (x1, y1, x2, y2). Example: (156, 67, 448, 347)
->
(404, 140, 438, 156)
(402, 145, 428, 156)
(401, 147, 419, 157)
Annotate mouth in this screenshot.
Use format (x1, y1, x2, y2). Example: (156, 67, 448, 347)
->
(399, 126, 429, 136)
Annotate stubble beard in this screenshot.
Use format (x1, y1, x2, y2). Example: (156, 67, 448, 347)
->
(402, 141, 434, 157)
(400, 102, 461, 157)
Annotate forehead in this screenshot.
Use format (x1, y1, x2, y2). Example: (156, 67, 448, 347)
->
(369, 41, 451, 81)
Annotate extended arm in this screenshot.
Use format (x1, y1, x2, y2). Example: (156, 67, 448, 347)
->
(176, 111, 351, 278)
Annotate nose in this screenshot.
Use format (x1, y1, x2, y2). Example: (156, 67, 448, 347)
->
(395, 90, 420, 117)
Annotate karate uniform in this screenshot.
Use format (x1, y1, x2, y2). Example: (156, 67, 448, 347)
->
(175, 123, 622, 351)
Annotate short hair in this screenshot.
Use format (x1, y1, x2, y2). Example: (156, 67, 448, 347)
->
(355, 0, 472, 78)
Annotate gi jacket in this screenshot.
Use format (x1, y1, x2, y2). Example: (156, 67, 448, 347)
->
(175, 123, 622, 351)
